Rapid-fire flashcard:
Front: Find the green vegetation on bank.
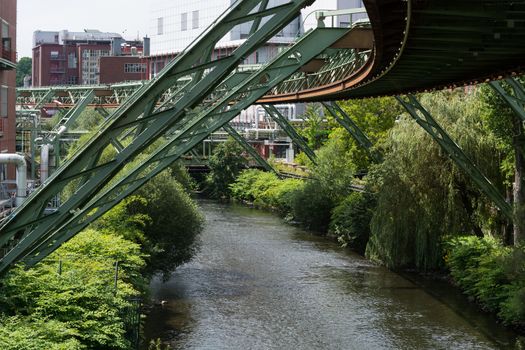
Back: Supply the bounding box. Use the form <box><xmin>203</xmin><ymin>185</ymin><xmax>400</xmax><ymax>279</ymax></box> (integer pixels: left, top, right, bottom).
<box><xmin>0</xmin><ymin>166</ymin><xmax>203</xmax><ymax>348</ymax></box>
<box><xmin>216</xmin><ymin>88</ymin><xmax>525</xmax><ymax>327</ymax></box>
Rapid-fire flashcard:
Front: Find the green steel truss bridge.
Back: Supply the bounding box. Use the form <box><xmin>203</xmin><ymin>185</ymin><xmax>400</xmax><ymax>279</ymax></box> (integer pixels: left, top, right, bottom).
<box><xmin>2</xmin><ymin>0</ymin><xmax>525</xmax><ymax>273</ymax></box>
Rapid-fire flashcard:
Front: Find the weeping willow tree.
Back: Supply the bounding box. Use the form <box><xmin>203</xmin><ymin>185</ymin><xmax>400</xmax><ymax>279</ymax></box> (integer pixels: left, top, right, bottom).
<box><xmin>366</xmin><ymin>90</ymin><xmax>506</xmax><ymax>270</ymax></box>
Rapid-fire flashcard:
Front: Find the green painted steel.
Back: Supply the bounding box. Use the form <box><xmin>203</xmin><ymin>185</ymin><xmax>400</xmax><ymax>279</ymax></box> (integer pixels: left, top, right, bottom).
<box><xmin>0</xmin><ymin>0</ymin><xmax>321</xmax><ymax>272</ymax></box>
<box><xmin>489</xmin><ymin>78</ymin><xmax>525</xmax><ymax>123</ymax></box>
<box><xmin>262</xmin><ymin>104</ymin><xmax>317</xmax><ymax>164</ymax></box>
<box><xmin>396</xmin><ymin>94</ymin><xmax>513</xmax><ymax>220</ymax></box>
<box><xmin>11</xmin><ymin>27</ymin><xmax>350</xmax><ymax>270</ymax></box>
<box><xmin>322</xmin><ymin>101</ymin><xmax>381</xmax><ymax>162</ymax></box>
<box><xmin>223</xmin><ymin>124</ymin><xmax>277</xmax><ymax>173</ymax></box>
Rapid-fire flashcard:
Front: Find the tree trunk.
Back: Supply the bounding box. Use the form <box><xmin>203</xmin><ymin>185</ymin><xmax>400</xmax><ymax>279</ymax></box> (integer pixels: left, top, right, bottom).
<box><xmin>513</xmin><ymin>116</ymin><xmax>525</xmax><ymax>245</ymax></box>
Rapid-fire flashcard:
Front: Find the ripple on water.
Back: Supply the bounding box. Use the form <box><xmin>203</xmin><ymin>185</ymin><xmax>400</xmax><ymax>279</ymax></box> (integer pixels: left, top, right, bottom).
<box><xmin>143</xmin><ymin>200</ymin><xmax>522</xmax><ymax>350</ymax></box>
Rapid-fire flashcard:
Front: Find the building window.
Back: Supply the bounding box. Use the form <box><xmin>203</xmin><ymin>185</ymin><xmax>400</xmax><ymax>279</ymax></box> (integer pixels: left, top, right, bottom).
<box><xmin>124</xmin><ymin>63</ymin><xmax>147</xmax><ymax>73</ymax></box>
<box><xmin>68</xmin><ymin>53</ymin><xmax>77</xmax><ymax>69</ymax></box>
<box><xmin>192</xmin><ymin>11</ymin><xmax>199</xmax><ymax>29</ymax></box>
<box><xmin>0</xmin><ymin>86</ymin><xmax>8</xmax><ymax>118</ymax></box>
<box><xmin>2</xmin><ymin>21</ymin><xmax>10</xmax><ymax>52</ymax></box>
<box><xmin>157</xmin><ymin>17</ymin><xmax>164</xmax><ymax>35</ymax></box>
<box><xmin>181</xmin><ymin>13</ymin><xmax>187</xmax><ymax>31</ymax></box>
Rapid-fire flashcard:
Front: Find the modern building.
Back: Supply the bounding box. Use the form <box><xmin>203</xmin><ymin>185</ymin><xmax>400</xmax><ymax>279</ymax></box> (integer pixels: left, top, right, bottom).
<box><xmin>0</xmin><ymin>0</ymin><xmax>17</xmax><ymax>177</ymax></box>
<box><xmin>146</xmin><ymin>0</ymin><xmax>365</xmax><ymax>159</ymax></box>
<box><xmin>32</xmin><ymin>29</ymin><xmax>147</xmax><ymax>86</ymax></box>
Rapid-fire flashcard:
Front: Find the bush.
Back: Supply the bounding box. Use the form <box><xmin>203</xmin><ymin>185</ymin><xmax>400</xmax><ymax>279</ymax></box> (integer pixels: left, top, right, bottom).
<box><xmin>445</xmin><ymin>236</ymin><xmax>525</xmax><ymax>326</ymax></box>
<box><xmin>230</xmin><ymin>169</ymin><xmax>304</xmax><ymax>215</ymax></box>
<box><xmin>206</xmin><ymin>138</ymin><xmax>247</xmax><ymax>199</ymax></box>
<box><xmin>136</xmin><ymin>169</ymin><xmax>204</xmax><ymax>278</ymax></box>
<box><xmin>291</xmin><ymin>180</ymin><xmax>334</xmax><ymax>232</ymax></box>
<box><xmin>330</xmin><ymin>192</ymin><xmax>376</xmax><ymax>254</ymax></box>
<box><xmin>0</xmin><ymin>229</ymin><xmax>145</xmax><ymax>349</ymax></box>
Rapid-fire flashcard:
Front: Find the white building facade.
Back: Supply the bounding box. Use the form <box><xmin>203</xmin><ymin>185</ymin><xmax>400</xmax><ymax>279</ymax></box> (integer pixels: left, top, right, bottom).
<box><xmin>148</xmin><ymin>0</ymin><xmax>365</xmax><ymax>157</ymax></box>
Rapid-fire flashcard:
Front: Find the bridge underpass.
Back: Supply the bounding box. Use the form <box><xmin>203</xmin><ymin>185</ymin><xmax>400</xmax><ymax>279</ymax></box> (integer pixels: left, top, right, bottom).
<box><xmin>2</xmin><ymin>0</ymin><xmax>525</xmax><ymax>274</ymax></box>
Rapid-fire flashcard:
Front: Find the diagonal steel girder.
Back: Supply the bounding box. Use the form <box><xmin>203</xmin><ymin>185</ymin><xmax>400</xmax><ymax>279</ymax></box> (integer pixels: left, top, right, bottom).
<box><xmin>12</xmin><ymin>27</ymin><xmax>350</xmax><ymax>270</ymax></box>
<box><xmin>322</xmin><ymin>101</ymin><xmax>381</xmax><ymax>162</ymax></box>
<box><xmin>488</xmin><ymin>78</ymin><xmax>525</xmax><ymax>123</ymax></box>
<box><xmin>46</xmin><ymin>89</ymin><xmax>96</xmax><ymax>142</ymax></box>
<box><xmin>396</xmin><ymin>94</ymin><xmax>513</xmax><ymax>220</ymax></box>
<box><xmin>262</xmin><ymin>104</ymin><xmax>317</xmax><ymax>163</ymax></box>
<box><xmin>223</xmin><ymin>124</ymin><xmax>277</xmax><ymax>174</ymax></box>
<box><xmin>0</xmin><ymin>0</ymin><xmax>317</xmax><ymax>266</ymax></box>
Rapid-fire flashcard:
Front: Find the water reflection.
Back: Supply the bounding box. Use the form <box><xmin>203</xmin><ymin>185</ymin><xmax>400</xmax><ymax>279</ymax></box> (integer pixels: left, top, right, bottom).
<box><xmin>143</xmin><ymin>200</ymin><xmax>522</xmax><ymax>349</ymax></box>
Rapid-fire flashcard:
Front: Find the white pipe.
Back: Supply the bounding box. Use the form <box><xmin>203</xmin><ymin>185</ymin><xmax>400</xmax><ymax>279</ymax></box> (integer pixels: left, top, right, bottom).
<box><xmin>40</xmin><ymin>144</ymin><xmax>51</xmax><ymax>184</ymax></box>
<box><xmin>0</xmin><ymin>154</ymin><xmax>27</xmax><ymax>207</ymax></box>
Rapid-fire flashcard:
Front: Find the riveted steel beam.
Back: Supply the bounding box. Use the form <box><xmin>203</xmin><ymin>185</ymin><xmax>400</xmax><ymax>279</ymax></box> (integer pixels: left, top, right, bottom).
<box><xmin>0</xmin><ymin>0</ymin><xmax>320</xmax><ymax>272</ymax></box>
<box><xmin>262</xmin><ymin>104</ymin><xmax>317</xmax><ymax>164</ymax></box>
<box><xmin>489</xmin><ymin>78</ymin><xmax>525</xmax><ymax>123</ymax></box>
<box><xmin>396</xmin><ymin>94</ymin><xmax>513</xmax><ymax>220</ymax></box>
<box><xmin>20</xmin><ymin>27</ymin><xmax>349</xmax><ymax>268</ymax></box>
<box><xmin>322</xmin><ymin>101</ymin><xmax>381</xmax><ymax>162</ymax></box>
<box><xmin>223</xmin><ymin>124</ymin><xmax>277</xmax><ymax>173</ymax></box>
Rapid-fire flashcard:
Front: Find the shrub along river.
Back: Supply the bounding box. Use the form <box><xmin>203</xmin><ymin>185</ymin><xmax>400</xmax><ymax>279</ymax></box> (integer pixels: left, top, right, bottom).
<box><xmin>143</xmin><ymin>200</ymin><xmax>523</xmax><ymax>349</ymax></box>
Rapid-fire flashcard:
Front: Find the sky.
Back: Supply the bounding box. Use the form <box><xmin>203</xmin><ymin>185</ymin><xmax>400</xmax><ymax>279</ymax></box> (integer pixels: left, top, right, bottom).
<box><xmin>17</xmin><ymin>0</ymin><xmax>152</xmax><ymax>58</ymax></box>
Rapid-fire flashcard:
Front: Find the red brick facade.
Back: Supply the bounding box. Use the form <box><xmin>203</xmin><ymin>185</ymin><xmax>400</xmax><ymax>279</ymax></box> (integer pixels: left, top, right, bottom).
<box><xmin>33</xmin><ymin>36</ymin><xmax>145</xmax><ymax>87</ymax></box>
<box><xmin>0</xmin><ymin>0</ymin><xmax>17</xmax><ymax>180</ymax></box>
<box><xmin>99</xmin><ymin>56</ymin><xmax>148</xmax><ymax>84</ymax></box>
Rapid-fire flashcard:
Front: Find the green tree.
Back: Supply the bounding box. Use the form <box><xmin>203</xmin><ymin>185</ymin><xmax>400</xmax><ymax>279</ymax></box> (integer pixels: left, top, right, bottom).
<box><xmin>479</xmin><ymin>83</ymin><xmax>525</xmax><ymax>245</ymax></box>
<box><xmin>16</xmin><ymin>57</ymin><xmax>31</xmax><ymax>87</ymax></box>
<box><xmin>136</xmin><ymin>169</ymin><xmax>204</xmax><ymax>278</ymax></box>
<box><xmin>206</xmin><ymin>137</ymin><xmax>248</xmax><ymax>199</ymax></box>
<box><xmin>366</xmin><ymin>90</ymin><xmax>505</xmax><ymax>270</ymax></box>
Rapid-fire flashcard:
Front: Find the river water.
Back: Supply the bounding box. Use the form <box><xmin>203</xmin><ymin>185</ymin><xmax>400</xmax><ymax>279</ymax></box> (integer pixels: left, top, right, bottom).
<box><xmin>143</xmin><ymin>200</ymin><xmax>522</xmax><ymax>349</ymax></box>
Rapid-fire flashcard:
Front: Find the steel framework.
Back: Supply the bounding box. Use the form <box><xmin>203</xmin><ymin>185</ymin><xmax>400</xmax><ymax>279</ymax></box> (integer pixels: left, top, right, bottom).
<box><xmin>10</xmin><ymin>26</ymin><xmax>350</xmax><ymax>270</ymax></box>
<box><xmin>396</xmin><ymin>94</ymin><xmax>513</xmax><ymax>220</ymax></box>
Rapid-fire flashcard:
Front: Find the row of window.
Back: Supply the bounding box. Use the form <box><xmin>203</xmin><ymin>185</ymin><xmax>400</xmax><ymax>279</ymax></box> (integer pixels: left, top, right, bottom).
<box><xmin>124</xmin><ymin>63</ymin><xmax>147</xmax><ymax>73</ymax></box>
<box><xmin>157</xmin><ymin>11</ymin><xmax>199</xmax><ymax>35</ymax></box>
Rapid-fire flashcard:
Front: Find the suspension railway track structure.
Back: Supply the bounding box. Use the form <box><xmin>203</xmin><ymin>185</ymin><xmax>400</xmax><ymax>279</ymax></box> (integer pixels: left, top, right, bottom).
<box><xmin>1</xmin><ymin>0</ymin><xmax>525</xmax><ymax>273</ymax></box>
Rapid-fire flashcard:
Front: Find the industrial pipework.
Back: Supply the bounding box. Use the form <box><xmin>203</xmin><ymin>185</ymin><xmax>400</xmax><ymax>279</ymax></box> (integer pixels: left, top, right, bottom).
<box><xmin>0</xmin><ymin>154</ymin><xmax>27</xmax><ymax>206</ymax></box>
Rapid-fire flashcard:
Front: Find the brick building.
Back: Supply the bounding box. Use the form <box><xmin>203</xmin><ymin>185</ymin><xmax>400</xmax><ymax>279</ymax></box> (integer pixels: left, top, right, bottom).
<box><xmin>0</xmin><ymin>0</ymin><xmax>17</xmax><ymax>178</ymax></box>
<box><xmin>32</xmin><ymin>29</ymin><xmax>146</xmax><ymax>86</ymax></box>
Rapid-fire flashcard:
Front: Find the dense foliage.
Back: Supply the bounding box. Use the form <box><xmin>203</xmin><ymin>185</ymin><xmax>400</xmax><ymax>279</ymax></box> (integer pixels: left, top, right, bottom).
<box><xmin>206</xmin><ymin>138</ymin><xmax>248</xmax><ymax>199</ymax></box>
<box><xmin>0</xmin><ymin>168</ymin><xmax>203</xmax><ymax>348</ymax></box>
<box><xmin>445</xmin><ymin>236</ymin><xmax>525</xmax><ymax>326</ymax></box>
<box><xmin>366</xmin><ymin>91</ymin><xmax>505</xmax><ymax>270</ymax></box>
<box><xmin>16</xmin><ymin>57</ymin><xmax>32</xmax><ymax>87</ymax></box>
<box><xmin>230</xmin><ymin>169</ymin><xmax>303</xmax><ymax>215</ymax></box>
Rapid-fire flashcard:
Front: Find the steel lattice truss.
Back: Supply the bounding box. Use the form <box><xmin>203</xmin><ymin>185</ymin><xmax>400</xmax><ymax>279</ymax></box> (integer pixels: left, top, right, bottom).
<box><xmin>0</xmin><ymin>0</ymin><xmax>353</xmax><ymax>272</ymax></box>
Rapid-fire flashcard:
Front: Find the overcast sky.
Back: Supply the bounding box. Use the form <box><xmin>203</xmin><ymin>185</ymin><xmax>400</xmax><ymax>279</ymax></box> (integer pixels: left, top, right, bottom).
<box><xmin>17</xmin><ymin>0</ymin><xmax>151</xmax><ymax>58</ymax></box>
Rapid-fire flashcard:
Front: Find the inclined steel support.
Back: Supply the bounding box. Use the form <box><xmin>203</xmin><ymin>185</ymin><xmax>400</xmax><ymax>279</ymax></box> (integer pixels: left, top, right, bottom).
<box><xmin>262</xmin><ymin>104</ymin><xmax>317</xmax><ymax>163</ymax></box>
<box><xmin>322</xmin><ymin>101</ymin><xmax>381</xmax><ymax>162</ymax></box>
<box><xmin>48</xmin><ymin>90</ymin><xmax>96</xmax><ymax>138</ymax></box>
<box><xmin>489</xmin><ymin>78</ymin><xmax>525</xmax><ymax>123</ymax></box>
<box><xmin>223</xmin><ymin>124</ymin><xmax>277</xmax><ymax>173</ymax></box>
<box><xmin>396</xmin><ymin>94</ymin><xmax>513</xmax><ymax>220</ymax></box>
<box><xmin>20</xmin><ymin>27</ymin><xmax>349</xmax><ymax>268</ymax></box>
<box><xmin>0</xmin><ymin>0</ymin><xmax>318</xmax><ymax>272</ymax></box>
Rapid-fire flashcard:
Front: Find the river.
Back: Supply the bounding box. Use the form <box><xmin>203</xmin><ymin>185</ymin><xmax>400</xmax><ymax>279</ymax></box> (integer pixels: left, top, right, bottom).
<box><xmin>143</xmin><ymin>200</ymin><xmax>522</xmax><ymax>349</ymax></box>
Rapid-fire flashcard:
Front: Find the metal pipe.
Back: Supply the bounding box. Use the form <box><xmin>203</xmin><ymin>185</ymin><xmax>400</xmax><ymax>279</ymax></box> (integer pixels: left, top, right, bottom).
<box><xmin>0</xmin><ymin>154</ymin><xmax>27</xmax><ymax>206</ymax></box>
<box><xmin>40</xmin><ymin>144</ymin><xmax>51</xmax><ymax>183</ymax></box>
